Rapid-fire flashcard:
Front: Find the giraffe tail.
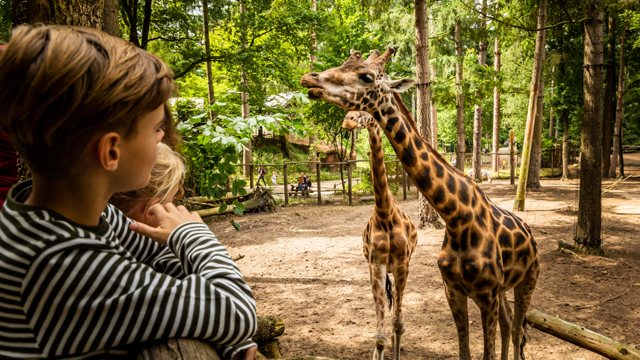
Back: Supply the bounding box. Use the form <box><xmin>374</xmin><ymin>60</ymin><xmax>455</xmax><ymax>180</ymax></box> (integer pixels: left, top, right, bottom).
<box><xmin>385</xmin><ymin>274</ymin><xmax>393</xmax><ymax>310</ymax></box>
<box><xmin>520</xmin><ymin>316</ymin><xmax>530</xmax><ymax>360</ymax></box>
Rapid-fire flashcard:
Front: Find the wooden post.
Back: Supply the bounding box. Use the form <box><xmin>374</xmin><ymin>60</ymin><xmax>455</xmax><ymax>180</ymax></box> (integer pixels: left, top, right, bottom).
<box><xmin>283</xmin><ymin>163</ymin><xmax>288</xmax><ymax>205</ymax></box>
<box><xmin>396</xmin><ymin>159</ymin><xmax>400</xmax><ymax>191</ymax></box>
<box><xmin>250</xmin><ymin>165</ymin><xmax>254</xmax><ymax>188</ymax></box>
<box><xmin>527</xmin><ymin>310</ymin><xmax>640</xmax><ymax>360</ymax></box>
<box><xmin>403</xmin><ymin>168</ymin><xmax>407</xmax><ymax>200</ymax></box>
<box><xmin>316</xmin><ymin>162</ymin><xmax>322</xmax><ymax>205</ymax></box>
<box><xmin>347</xmin><ymin>161</ymin><xmax>352</xmax><ymax>206</ymax></box>
<box><xmin>510</xmin><ymin>132</ymin><xmax>515</xmax><ymax>185</ymax></box>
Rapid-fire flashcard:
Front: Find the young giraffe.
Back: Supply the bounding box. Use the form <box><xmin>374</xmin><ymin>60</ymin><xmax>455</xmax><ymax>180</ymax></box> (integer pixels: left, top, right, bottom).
<box><xmin>342</xmin><ymin>111</ymin><xmax>418</xmax><ymax>360</ymax></box>
<box><xmin>301</xmin><ymin>48</ymin><xmax>540</xmax><ymax>360</ymax></box>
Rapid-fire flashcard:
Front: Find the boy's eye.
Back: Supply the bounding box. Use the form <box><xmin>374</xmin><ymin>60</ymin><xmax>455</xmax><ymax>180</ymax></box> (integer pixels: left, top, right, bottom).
<box><xmin>157</xmin><ymin>125</ymin><xmax>165</xmax><ymax>132</ymax></box>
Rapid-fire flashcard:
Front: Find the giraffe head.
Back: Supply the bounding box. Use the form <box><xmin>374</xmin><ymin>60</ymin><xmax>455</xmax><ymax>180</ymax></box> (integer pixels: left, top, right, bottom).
<box><xmin>342</xmin><ymin>111</ymin><xmax>377</xmax><ymax>131</ymax></box>
<box><xmin>300</xmin><ymin>48</ymin><xmax>415</xmax><ymax>112</ymax></box>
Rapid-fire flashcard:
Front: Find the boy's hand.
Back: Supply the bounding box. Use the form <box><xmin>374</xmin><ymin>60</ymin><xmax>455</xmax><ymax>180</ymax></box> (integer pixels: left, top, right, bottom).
<box><xmin>232</xmin><ymin>345</ymin><xmax>257</xmax><ymax>360</ymax></box>
<box><xmin>130</xmin><ymin>203</ymin><xmax>203</xmax><ymax>246</ymax></box>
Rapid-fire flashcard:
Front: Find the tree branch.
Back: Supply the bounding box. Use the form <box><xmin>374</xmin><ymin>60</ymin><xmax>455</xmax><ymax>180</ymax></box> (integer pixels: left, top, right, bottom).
<box><xmin>148</xmin><ymin>35</ymin><xmax>197</xmax><ymax>43</ymax></box>
<box><xmin>174</xmin><ymin>55</ymin><xmax>227</xmax><ymax>79</ymax></box>
<box><xmin>459</xmin><ymin>0</ymin><xmax>588</xmax><ymax>32</ymax></box>
<box><xmin>249</xmin><ymin>29</ymin><xmax>274</xmax><ymax>48</ymax></box>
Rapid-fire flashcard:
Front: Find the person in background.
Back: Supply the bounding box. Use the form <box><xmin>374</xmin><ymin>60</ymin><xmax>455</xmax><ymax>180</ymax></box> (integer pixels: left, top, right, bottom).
<box><xmin>271</xmin><ymin>170</ymin><xmax>277</xmax><ymax>187</ymax></box>
<box><xmin>257</xmin><ymin>165</ymin><xmax>267</xmax><ymax>186</ymax></box>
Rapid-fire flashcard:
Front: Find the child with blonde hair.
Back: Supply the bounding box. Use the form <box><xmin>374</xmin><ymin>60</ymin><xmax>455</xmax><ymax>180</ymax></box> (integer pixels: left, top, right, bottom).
<box><xmin>110</xmin><ymin>142</ymin><xmax>185</xmax><ymax>226</ymax></box>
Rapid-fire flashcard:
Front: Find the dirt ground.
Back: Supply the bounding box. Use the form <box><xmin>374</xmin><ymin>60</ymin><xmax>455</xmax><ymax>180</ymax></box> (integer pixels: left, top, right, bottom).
<box><xmin>208</xmin><ymin>152</ymin><xmax>640</xmax><ymax>360</ymax></box>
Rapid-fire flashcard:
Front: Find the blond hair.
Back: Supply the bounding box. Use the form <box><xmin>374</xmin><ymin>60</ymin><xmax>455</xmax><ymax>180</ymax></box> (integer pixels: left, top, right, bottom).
<box><xmin>110</xmin><ymin>143</ymin><xmax>185</xmax><ymax>213</ymax></box>
<box><xmin>0</xmin><ymin>24</ymin><xmax>174</xmax><ymax>177</ymax></box>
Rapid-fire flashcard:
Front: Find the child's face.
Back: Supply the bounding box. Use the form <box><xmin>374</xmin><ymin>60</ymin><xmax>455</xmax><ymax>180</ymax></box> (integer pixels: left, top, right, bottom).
<box><xmin>116</xmin><ymin>105</ymin><xmax>165</xmax><ymax>192</ymax></box>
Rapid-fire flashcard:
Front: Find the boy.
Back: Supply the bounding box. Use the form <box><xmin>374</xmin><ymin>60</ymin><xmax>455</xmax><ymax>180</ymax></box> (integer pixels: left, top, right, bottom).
<box><xmin>0</xmin><ymin>25</ymin><xmax>257</xmax><ymax>359</ymax></box>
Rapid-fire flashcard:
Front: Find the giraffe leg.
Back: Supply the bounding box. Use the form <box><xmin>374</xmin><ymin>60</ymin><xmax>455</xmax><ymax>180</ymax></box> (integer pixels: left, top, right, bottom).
<box><xmin>498</xmin><ymin>292</ymin><xmax>513</xmax><ymax>360</ymax></box>
<box><xmin>512</xmin><ymin>267</ymin><xmax>539</xmax><ymax>360</ymax></box>
<box><xmin>369</xmin><ymin>263</ymin><xmax>387</xmax><ymax>360</ymax></box>
<box><xmin>476</xmin><ymin>293</ymin><xmax>499</xmax><ymax>360</ymax></box>
<box><xmin>444</xmin><ymin>285</ymin><xmax>471</xmax><ymax>360</ymax></box>
<box><xmin>391</xmin><ymin>266</ymin><xmax>408</xmax><ymax>360</ymax></box>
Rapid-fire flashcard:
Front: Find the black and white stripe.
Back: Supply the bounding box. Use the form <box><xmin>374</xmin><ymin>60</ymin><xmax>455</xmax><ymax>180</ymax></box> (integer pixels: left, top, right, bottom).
<box><xmin>0</xmin><ymin>181</ymin><xmax>257</xmax><ymax>359</ymax></box>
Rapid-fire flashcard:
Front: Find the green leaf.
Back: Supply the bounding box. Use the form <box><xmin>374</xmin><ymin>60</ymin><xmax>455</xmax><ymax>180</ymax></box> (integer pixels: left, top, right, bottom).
<box><xmin>230</xmin><ymin>219</ymin><xmax>241</xmax><ymax>231</ymax></box>
<box><xmin>218</xmin><ymin>203</ymin><xmax>228</xmax><ymax>214</ymax></box>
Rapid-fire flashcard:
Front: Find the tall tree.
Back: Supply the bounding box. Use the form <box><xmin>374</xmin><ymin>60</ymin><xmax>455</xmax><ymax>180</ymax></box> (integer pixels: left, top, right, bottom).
<box><xmin>415</xmin><ymin>0</ymin><xmax>441</xmax><ymax>229</ymax></box>
<box><xmin>527</xmin><ymin>76</ymin><xmax>543</xmax><ymax>189</ymax></box>
<box><xmin>513</xmin><ymin>0</ymin><xmax>547</xmax><ymax>211</ymax></box>
<box><xmin>610</xmin><ymin>14</ymin><xmax>627</xmax><ymax>178</ymax></box>
<box><xmin>12</xmin><ymin>0</ymin><xmax>103</xmax><ymax>27</ymax></box>
<box><xmin>492</xmin><ymin>10</ymin><xmax>500</xmax><ymax>173</ymax></box>
<box><xmin>202</xmin><ymin>0</ymin><xmax>215</xmax><ymax>123</ymax></box>
<box><xmin>120</xmin><ymin>0</ymin><xmax>152</xmax><ymax>48</ymax></box>
<box><xmin>455</xmin><ymin>18</ymin><xmax>465</xmax><ymax>172</ymax></box>
<box><xmin>576</xmin><ymin>0</ymin><xmax>604</xmax><ymax>249</ymax></box>
<box><xmin>430</xmin><ymin>15</ymin><xmax>438</xmax><ymax>148</ymax></box>
<box><xmin>309</xmin><ymin>0</ymin><xmax>318</xmax><ymax>163</ymax></box>
<box><xmin>602</xmin><ymin>16</ymin><xmax>616</xmax><ymax>177</ymax></box>
<box><xmin>472</xmin><ymin>0</ymin><xmax>487</xmax><ymax>183</ymax></box>
<box><xmin>549</xmin><ymin>70</ymin><xmax>555</xmax><ymax>138</ymax></box>
<box><xmin>240</xmin><ymin>0</ymin><xmax>251</xmax><ymax>178</ymax></box>
<box><xmin>103</xmin><ymin>0</ymin><xmax>120</xmax><ymax>37</ymax></box>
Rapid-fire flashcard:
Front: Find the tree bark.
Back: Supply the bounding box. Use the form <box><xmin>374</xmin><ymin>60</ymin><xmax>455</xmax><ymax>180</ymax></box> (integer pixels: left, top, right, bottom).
<box><xmin>602</xmin><ymin>16</ymin><xmax>616</xmax><ymax>178</ymax></box>
<box><xmin>430</xmin><ymin>16</ymin><xmax>438</xmax><ymax>147</ymax></box>
<box><xmin>576</xmin><ymin>0</ymin><xmax>604</xmax><ymax>249</ymax></box>
<box><xmin>103</xmin><ymin>0</ymin><xmax>120</xmax><ymax>37</ymax></box>
<box><xmin>549</xmin><ymin>76</ymin><xmax>555</xmax><ymax>138</ymax></box>
<box><xmin>13</xmin><ymin>0</ymin><xmax>103</xmax><ymax>28</ymax></box>
<box><xmin>527</xmin><ymin>310</ymin><xmax>640</xmax><ymax>360</ymax></box>
<box><xmin>527</xmin><ymin>77</ymin><xmax>543</xmax><ymax>189</ymax></box>
<box><xmin>610</xmin><ymin>16</ymin><xmax>627</xmax><ymax>178</ymax></box>
<box><xmin>455</xmin><ymin>19</ymin><xmax>465</xmax><ymax>172</ymax></box>
<box><xmin>140</xmin><ymin>0</ymin><xmax>152</xmax><ymax>49</ymax></box>
<box><xmin>492</xmin><ymin>27</ymin><xmax>500</xmax><ymax>173</ymax></box>
<box><xmin>240</xmin><ymin>0</ymin><xmax>252</xmax><ymax>178</ymax></box>
<box><xmin>202</xmin><ymin>0</ymin><xmax>215</xmax><ymax>124</ymax></box>
<box><xmin>472</xmin><ymin>0</ymin><xmax>487</xmax><ymax>183</ymax></box>
<box><xmin>309</xmin><ymin>0</ymin><xmax>318</xmax><ymax>162</ymax></box>
<box><xmin>561</xmin><ymin>113</ymin><xmax>570</xmax><ymax>181</ymax></box>
<box><xmin>415</xmin><ymin>0</ymin><xmax>442</xmax><ymax>229</ymax></box>
<box><xmin>513</xmin><ymin>0</ymin><xmax>546</xmax><ymax>211</ymax></box>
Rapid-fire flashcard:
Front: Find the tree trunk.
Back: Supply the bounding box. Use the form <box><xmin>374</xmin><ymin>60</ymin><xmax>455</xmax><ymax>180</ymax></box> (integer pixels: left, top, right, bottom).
<box><xmin>240</xmin><ymin>0</ymin><xmax>252</xmax><ymax>178</ymax></box>
<box><xmin>430</xmin><ymin>17</ymin><xmax>438</xmax><ymax>147</ymax></box>
<box><xmin>309</xmin><ymin>0</ymin><xmax>318</xmax><ymax>163</ymax></box>
<box><xmin>140</xmin><ymin>0</ymin><xmax>151</xmax><ymax>49</ymax></box>
<box><xmin>602</xmin><ymin>16</ymin><xmax>616</xmax><ymax>178</ymax></box>
<box><xmin>472</xmin><ymin>0</ymin><xmax>487</xmax><ymax>183</ymax></box>
<box><xmin>576</xmin><ymin>0</ymin><xmax>604</xmax><ymax>249</ymax></box>
<box><xmin>103</xmin><ymin>0</ymin><xmax>120</xmax><ymax>37</ymax></box>
<box><xmin>415</xmin><ymin>0</ymin><xmax>442</xmax><ymax>229</ymax></box>
<box><xmin>455</xmin><ymin>18</ymin><xmax>465</xmax><ymax>172</ymax></box>
<box><xmin>513</xmin><ymin>0</ymin><xmax>546</xmax><ymax>211</ymax></box>
<box><xmin>492</xmin><ymin>29</ymin><xmax>500</xmax><ymax>173</ymax></box>
<box><xmin>561</xmin><ymin>113</ymin><xmax>570</xmax><ymax>181</ymax></box>
<box><xmin>121</xmin><ymin>0</ymin><xmax>139</xmax><ymax>46</ymax></box>
<box><xmin>202</xmin><ymin>0</ymin><xmax>216</xmax><ymax>123</ymax></box>
<box><xmin>549</xmin><ymin>77</ymin><xmax>555</xmax><ymax>138</ymax></box>
<box><xmin>12</xmin><ymin>0</ymin><xmax>103</xmax><ymax>27</ymax></box>
<box><xmin>527</xmin><ymin>77</ymin><xmax>543</xmax><ymax>189</ymax></box>
<box><xmin>610</xmin><ymin>16</ymin><xmax>627</xmax><ymax>178</ymax></box>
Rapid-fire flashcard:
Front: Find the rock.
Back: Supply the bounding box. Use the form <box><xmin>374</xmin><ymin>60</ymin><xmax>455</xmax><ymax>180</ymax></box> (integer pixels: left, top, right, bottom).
<box><xmin>601</xmin><ymin>271</ymin><xmax>608</xmax><ymax>275</ymax></box>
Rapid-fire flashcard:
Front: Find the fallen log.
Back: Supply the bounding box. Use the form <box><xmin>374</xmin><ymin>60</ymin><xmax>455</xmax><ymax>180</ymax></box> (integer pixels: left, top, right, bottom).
<box><xmin>136</xmin><ymin>338</ymin><xmax>221</xmax><ymax>360</ymax></box>
<box><xmin>359</xmin><ymin>196</ymin><xmax>375</xmax><ymax>203</ymax></box>
<box><xmin>254</xmin><ymin>316</ymin><xmax>285</xmax><ymax>342</ymax></box>
<box><xmin>527</xmin><ymin>309</ymin><xmax>640</xmax><ymax>360</ymax></box>
<box><xmin>196</xmin><ymin>198</ymin><xmax>259</xmax><ymax>217</ymax></box>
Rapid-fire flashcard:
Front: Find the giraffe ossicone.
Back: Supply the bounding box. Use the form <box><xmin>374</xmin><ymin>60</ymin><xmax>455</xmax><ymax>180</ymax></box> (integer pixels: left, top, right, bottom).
<box><xmin>302</xmin><ymin>48</ymin><xmax>540</xmax><ymax>360</ymax></box>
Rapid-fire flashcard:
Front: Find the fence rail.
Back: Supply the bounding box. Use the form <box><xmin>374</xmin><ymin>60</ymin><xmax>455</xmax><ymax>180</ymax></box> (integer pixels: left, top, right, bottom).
<box><xmin>235</xmin><ymin>145</ymin><xmax>576</xmax><ymax>207</ymax></box>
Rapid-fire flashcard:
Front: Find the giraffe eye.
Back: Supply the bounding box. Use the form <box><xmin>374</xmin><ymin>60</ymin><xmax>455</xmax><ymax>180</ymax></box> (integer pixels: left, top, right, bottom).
<box><xmin>360</xmin><ymin>74</ymin><xmax>374</xmax><ymax>83</ymax></box>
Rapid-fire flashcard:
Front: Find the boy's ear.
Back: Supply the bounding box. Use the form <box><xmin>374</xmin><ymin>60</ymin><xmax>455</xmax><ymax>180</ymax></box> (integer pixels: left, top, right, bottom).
<box><xmin>144</xmin><ymin>199</ymin><xmax>161</xmax><ymax>218</ymax></box>
<box><xmin>97</xmin><ymin>132</ymin><xmax>121</xmax><ymax>172</ymax></box>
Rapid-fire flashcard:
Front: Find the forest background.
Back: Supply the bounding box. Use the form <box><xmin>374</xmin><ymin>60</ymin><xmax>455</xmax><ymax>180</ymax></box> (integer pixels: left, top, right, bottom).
<box><xmin>1</xmin><ymin>0</ymin><xmax>639</xmax><ymax>203</ymax></box>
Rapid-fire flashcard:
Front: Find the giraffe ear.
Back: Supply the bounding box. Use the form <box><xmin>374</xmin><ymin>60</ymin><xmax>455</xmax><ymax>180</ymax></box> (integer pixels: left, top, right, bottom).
<box><xmin>342</xmin><ymin>119</ymin><xmax>359</xmax><ymax>131</ymax></box>
<box><xmin>385</xmin><ymin>78</ymin><xmax>416</xmax><ymax>93</ymax></box>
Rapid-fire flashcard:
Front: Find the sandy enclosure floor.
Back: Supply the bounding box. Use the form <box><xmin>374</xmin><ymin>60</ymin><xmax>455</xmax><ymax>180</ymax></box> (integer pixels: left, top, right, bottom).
<box><xmin>208</xmin><ymin>153</ymin><xmax>640</xmax><ymax>360</ymax></box>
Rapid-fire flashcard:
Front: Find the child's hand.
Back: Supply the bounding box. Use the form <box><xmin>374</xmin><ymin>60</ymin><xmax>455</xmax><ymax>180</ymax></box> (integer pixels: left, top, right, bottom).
<box><xmin>232</xmin><ymin>345</ymin><xmax>257</xmax><ymax>360</ymax></box>
<box><xmin>130</xmin><ymin>203</ymin><xmax>203</xmax><ymax>246</ymax></box>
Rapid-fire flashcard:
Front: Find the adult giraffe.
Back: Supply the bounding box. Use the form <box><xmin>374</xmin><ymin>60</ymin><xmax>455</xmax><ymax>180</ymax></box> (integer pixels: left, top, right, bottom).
<box><xmin>301</xmin><ymin>48</ymin><xmax>539</xmax><ymax>360</ymax></box>
<box><xmin>343</xmin><ymin>111</ymin><xmax>418</xmax><ymax>360</ymax></box>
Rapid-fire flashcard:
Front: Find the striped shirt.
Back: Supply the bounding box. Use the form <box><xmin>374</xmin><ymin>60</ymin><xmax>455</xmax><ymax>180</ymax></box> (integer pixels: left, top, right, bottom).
<box><xmin>0</xmin><ymin>181</ymin><xmax>257</xmax><ymax>359</ymax></box>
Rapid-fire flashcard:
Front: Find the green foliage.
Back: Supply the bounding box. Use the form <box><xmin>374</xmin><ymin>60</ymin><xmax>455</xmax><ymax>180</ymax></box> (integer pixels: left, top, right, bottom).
<box><xmin>0</xmin><ymin>0</ymin><xmax>10</xmax><ymax>41</ymax></box>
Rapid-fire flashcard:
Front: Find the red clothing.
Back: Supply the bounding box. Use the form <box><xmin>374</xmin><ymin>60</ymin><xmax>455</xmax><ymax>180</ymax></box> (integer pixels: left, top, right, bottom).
<box><xmin>0</xmin><ymin>133</ymin><xmax>18</xmax><ymax>206</ymax></box>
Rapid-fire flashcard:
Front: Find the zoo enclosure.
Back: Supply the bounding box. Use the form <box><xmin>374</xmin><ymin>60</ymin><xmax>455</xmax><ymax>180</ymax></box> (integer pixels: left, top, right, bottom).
<box><xmin>239</xmin><ymin>143</ymin><xmax>574</xmax><ymax>207</ymax></box>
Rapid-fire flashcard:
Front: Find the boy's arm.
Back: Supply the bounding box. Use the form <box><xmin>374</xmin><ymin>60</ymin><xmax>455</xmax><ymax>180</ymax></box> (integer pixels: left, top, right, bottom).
<box><xmin>22</xmin><ymin>222</ymin><xmax>257</xmax><ymax>360</ymax></box>
<box><xmin>103</xmin><ymin>204</ymin><xmax>185</xmax><ymax>278</ymax></box>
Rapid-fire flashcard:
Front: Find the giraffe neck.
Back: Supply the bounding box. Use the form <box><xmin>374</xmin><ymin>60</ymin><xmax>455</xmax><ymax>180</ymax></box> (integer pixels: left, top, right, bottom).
<box><xmin>371</xmin><ymin>92</ymin><xmax>483</xmax><ymax>225</ymax></box>
<box><xmin>367</xmin><ymin>125</ymin><xmax>394</xmax><ymax>218</ymax></box>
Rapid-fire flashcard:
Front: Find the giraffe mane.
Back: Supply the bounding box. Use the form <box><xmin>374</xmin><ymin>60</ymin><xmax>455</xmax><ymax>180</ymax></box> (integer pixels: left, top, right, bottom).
<box><xmin>391</xmin><ymin>92</ymin><xmax>470</xmax><ymax>179</ymax></box>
